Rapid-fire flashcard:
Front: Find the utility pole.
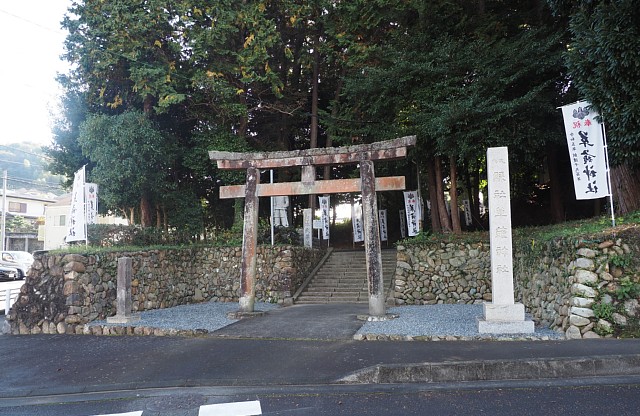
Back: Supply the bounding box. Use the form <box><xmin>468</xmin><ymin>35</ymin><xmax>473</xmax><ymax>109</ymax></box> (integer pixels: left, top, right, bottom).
<box><xmin>1</xmin><ymin>170</ymin><xmax>7</xmax><ymax>251</ymax></box>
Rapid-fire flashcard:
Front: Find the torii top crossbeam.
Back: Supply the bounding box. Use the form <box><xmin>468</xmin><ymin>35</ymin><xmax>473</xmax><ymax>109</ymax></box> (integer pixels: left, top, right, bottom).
<box><xmin>209</xmin><ymin>135</ymin><xmax>416</xmax><ymax>169</ymax></box>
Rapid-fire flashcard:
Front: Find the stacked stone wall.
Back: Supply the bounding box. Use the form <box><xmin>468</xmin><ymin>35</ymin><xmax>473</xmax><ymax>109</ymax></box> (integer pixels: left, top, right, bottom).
<box><xmin>8</xmin><ymin>246</ymin><xmax>323</xmax><ymax>335</ymax></box>
<box><xmin>393</xmin><ymin>233</ymin><xmax>640</xmax><ymax>339</ymax></box>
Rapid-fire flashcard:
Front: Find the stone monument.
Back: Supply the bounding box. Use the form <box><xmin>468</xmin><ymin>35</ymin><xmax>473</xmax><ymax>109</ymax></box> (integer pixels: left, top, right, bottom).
<box><xmin>303</xmin><ymin>208</ymin><xmax>313</xmax><ymax>248</ymax></box>
<box><xmin>478</xmin><ymin>147</ymin><xmax>534</xmax><ymax>334</ymax></box>
<box><xmin>107</xmin><ymin>257</ymin><xmax>140</xmax><ymax>324</ymax></box>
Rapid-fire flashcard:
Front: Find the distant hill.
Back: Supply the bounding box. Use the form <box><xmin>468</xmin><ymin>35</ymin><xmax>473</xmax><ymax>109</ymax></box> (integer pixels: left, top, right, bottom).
<box><xmin>0</xmin><ymin>142</ymin><xmax>66</xmax><ymax>196</ymax></box>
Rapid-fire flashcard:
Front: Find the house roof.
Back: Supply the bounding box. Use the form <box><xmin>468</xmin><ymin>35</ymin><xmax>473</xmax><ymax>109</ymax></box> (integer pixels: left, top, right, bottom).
<box><xmin>0</xmin><ymin>188</ymin><xmax>59</xmax><ymax>203</ymax></box>
<box><xmin>48</xmin><ymin>193</ymin><xmax>72</xmax><ymax>207</ymax></box>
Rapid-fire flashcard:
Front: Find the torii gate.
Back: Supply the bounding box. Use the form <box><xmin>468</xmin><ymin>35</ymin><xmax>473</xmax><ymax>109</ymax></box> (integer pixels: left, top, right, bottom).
<box><xmin>209</xmin><ymin>135</ymin><xmax>416</xmax><ymax>317</ymax></box>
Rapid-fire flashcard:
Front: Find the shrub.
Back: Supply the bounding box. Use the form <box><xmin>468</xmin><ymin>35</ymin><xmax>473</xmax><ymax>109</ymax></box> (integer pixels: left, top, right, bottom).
<box><xmin>592</xmin><ymin>302</ymin><xmax>615</xmax><ymax>321</ymax></box>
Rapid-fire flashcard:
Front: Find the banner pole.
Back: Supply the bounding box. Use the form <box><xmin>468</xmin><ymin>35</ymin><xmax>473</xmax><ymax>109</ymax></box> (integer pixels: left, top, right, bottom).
<box><xmin>270</xmin><ymin>170</ymin><xmax>274</xmax><ymax>246</ymax></box>
<box><xmin>601</xmin><ymin>120</ymin><xmax>616</xmax><ymax>227</ymax></box>
<box><xmin>83</xmin><ymin>166</ymin><xmax>88</xmax><ymax>247</ymax></box>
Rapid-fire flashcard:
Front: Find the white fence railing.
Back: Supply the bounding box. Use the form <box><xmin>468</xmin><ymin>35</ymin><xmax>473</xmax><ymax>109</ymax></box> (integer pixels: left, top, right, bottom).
<box><xmin>0</xmin><ymin>281</ymin><xmax>23</xmax><ymax>313</ymax></box>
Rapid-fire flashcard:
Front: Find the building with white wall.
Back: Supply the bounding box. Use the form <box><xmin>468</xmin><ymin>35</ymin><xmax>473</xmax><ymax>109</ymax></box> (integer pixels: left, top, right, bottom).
<box><xmin>0</xmin><ymin>188</ymin><xmax>57</xmax><ymax>252</ymax></box>
<box><xmin>43</xmin><ymin>194</ymin><xmax>128</xmax><ymax>250</ymax></box>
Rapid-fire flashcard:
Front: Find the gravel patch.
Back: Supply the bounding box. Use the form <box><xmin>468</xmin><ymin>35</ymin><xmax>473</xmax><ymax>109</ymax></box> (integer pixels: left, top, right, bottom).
<box><xmin>89</xmin><ymin>302</ymin><xmax>563</xmax><ymax>340</ymax></box>
<box><xmin>356</xmin><ymin>304</ymin><xmax>564</xmax><ymax>340</ymax></box>
<box><xmin>90</xmin><ymin>302</ymin><xmax>280</xmax><ymax>332</ymax></box>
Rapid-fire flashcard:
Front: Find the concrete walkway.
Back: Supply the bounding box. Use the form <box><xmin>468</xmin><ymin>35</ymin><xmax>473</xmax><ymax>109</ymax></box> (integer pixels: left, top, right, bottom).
<box><xmin>212</xmin><ymin>303</ymin><xmax>369</xmax><ymax>340</ymax></box>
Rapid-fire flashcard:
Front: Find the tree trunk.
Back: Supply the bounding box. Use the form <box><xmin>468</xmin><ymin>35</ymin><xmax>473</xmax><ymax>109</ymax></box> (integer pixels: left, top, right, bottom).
<box><xmin>308</xmin><ymin>30</ymin><xmax>320</xmax><ymax>212</ymax></box>
<box><xmin>546</xmin><ymin>145</ymin><xmax>565</xmax><ymax>223</ymax></box>
<box><xmin>163</xmin><ymin>204</ymin><xmax>168</xmax><ymax>231</ymax></box>
<box><xmin>610</xmin><ymin>163</ymin><xmax>640</xmax><ymax>215</ymax></box>
<box><xmin>425</xmin><ymin>158</ymin><xmax>442</xmax><ymax>232</ymax></box>
<box><xmin>140</xmin><ymin>194</ymin><xmax>153</xmax><ymax>227</ymax></box>
<box><xmin>463</xmin><ymin>162</ymin><xmax>480</xmax><ymax>229</ymax></box>
<box><xmin>434</xmin><ymin>156</ymin><xmax>452</xmax><ymax>232</ymax></box>
<box><xmin>472</xmin><ymin>168</ymin><xmax>481</xmax><ymax>227</ymax></box>
<box><xmin>324</xmin><ymin>75</ymin><xmax>344</xmax><ymax>181</ymax></box>
<box><xmin>121</xmin><ymin>208</ymin><xmax>132</xmax><ymax>225</ymax></box>
<box><xmin>449</xmin><ymin>156</ymin><xmax>462</xmax><ymax>234</ymax></box>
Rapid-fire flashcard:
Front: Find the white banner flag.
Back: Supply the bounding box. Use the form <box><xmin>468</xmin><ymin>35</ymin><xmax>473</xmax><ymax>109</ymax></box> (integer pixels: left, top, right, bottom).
<box><xmin>67</xmin><ymin>166</ymin><xmax>86</xmax><ymax>242</ymax></box>
<box><xmin>378</xmin><ymin>209</ymin><xmax>388</xmax><ymax>241</ymax></box>
<box><xmin>561</xmin><ymin>101</ymin><xmax>610</xmax><ymax>200</ymax></box>
<box><xmin>85</xmin><ymin>183</ymin><xmax>98</xmax><ymax>225</ymax></box>
<box><xmin>352</xmin><ymin>204</ymin><xmax>364</xmax><ymax>242</ymax></box>
<box><xmin>404</xmin><ymin>191</ymin><xmax>420</xmax><ymax>236</ymax></box>
<box><xmin>399</xmin><ymin>210</ymin><xmax>406</xmax><ymax>238</ymax></box>
<box><xmin>272</xmin><ymin>196</ymin><xmax>289</xmax><ymax>227</ymax></box>
<box><xmin>319</xmin><ymin>196</ymin><xmax>330</xmax><ymax>239</ymax></box>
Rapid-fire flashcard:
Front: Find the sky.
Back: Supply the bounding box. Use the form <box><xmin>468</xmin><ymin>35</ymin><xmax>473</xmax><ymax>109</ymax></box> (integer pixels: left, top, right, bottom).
<box><xmin>0</xmin><ymin>1</ymin><xmax>72</xmax><ymax>147</ymax></box>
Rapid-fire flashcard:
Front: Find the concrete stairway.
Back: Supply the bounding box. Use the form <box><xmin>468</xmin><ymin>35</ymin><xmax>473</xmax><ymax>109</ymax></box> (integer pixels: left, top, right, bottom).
<box><xmin>295</xmin><ymin>249</ymin><xmax>397</xmax><ymax>304</ymax></box>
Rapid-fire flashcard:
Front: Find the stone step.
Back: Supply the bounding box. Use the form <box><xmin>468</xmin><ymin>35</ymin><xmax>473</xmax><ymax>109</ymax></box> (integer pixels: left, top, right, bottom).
<box><xmin>299</xmin><ymin>293</ymin><xmax>364</xmax><ymax>300</ymax></box>
<box><xmin>311</xmin><ymin>276</ymin><xmax>393</xmax><ymax>282</ymax></box>
<box><xmin>302</xmin><ymin>288</ymin><xmax>363</xmax><ymax>294</ymax></box>
<box><xmin>313</xmin><ymin>276</ymin><xmax>370</xmax><ymax>281</ymax></box>
<box><xmin>296</xmin><ymin>249</ymin><xmax>397</xmax><ymax>305</ymax></box>
<box><xmin>295</xmin><ymin>299</ymin><xmax>368</xmax><ymax>304</ymax></box>
<box><xmin>310</xmin><ymin>278</ymin><xmax>392</xmax><ymax>285</ymax></box>
<box><xmin>296</xmin><ymin>292</ymin><xmax>372</xmax><ymax>300</ymax></box>
<box><xmin>321</xmin><ymin>260</ymin><xmax>396</xmax><ymax>267</ymax></box>
<box><xmin>310</xmin><ymin>277</ymin><xmax>393</xmax><ymax>282</ymax></box>
<box><xmin>317</xmin><ymin>266</ymin><xmax>396</xmax><ymax>272</ymax></box>
<box><xmin>308</xmin><ymin>283</ymin><xmax>366</xmax><ymax>289</ymax></box>
<box><xmin>311</xmin><ymin>277</ymin><xmax>367</xmax><ymax>283</ymax></box>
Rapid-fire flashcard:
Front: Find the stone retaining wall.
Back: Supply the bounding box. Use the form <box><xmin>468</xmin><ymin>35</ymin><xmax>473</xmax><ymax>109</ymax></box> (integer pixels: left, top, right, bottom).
<box><xmin>393</xmin><ymin>232</ymin><xmax>640</xmax><ymax>339</ymax></box>
<box><xmin>8</xmin><ymin>246</ymin><xmax>323</xmax><ymax>335</ymax></box>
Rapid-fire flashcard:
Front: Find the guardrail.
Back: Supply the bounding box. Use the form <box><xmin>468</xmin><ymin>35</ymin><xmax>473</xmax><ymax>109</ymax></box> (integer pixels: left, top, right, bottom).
<box><xmin>0</xmin><ymin>282</ymin><xmax>23</xmax><ymax>313</ymax></box>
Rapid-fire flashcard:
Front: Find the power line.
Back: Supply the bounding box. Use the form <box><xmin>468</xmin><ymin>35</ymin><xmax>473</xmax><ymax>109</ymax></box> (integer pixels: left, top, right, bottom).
<box><xmin>7</xmin><ymin>176</ymin><xmax>64</xmax><ymax>192</ymax></box>
<box><xmin>0</xmin><ymin>145</ymin><xmax>54</xmax><ymax>161</ymax></box>
<box><xmin>0</xmin><ymin>159</ymin><xmax>47</xmax><ymax>169</ymax></box>
<box><xmin>0</xmin><ymin>8</ymin><xmax>67</xmax><ymax>37</ymax></box>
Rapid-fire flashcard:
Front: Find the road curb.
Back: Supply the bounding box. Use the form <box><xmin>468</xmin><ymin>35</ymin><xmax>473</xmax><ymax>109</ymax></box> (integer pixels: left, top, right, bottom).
<box><xmin>337</xmin><ymin>354</ymin><xmax>640</xmax><ymax>384</ymax></box>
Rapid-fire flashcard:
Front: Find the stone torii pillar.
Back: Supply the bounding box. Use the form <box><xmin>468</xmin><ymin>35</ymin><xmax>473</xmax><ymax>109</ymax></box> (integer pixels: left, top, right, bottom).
<box><xmin>209</xmin><ymin>136</ymin><xmax>416</xmax><ymax>317</ymax></box>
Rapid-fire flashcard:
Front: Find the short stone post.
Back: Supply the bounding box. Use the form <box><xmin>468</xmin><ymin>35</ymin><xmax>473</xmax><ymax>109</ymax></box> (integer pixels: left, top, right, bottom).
<box><xmin>478</xmin><ymin>147</ymin><xmax>534</xmax><ymax>334</ymax></box>
<box><xmin>107</xmin><ymin>257</ymin><xmax>140</xmax><ymax>324</ymax></box>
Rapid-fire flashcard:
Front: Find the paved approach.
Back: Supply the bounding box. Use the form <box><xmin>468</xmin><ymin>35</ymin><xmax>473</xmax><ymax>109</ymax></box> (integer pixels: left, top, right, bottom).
<box><xmin>0</xmin><ymin>303</ymin><xmax>639</xmax><ymax>398</ymax></box>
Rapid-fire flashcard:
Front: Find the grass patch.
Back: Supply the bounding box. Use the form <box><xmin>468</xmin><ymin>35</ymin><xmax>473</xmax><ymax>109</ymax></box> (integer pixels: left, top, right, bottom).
<box><xmin>398</xmin><ymin>210</ymin><xmax>640</xmax><ymax>248</ymax></box>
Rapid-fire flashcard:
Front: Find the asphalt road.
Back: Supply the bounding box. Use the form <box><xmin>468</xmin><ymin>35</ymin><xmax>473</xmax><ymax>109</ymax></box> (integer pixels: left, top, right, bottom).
<box><xmin>0</xmin><ymin>334</ymin><xmax>639</xmax><ymax>396</ymax></box>
<box><xmin>1</xmin><ymin>380</ymin><xmax>639</xmax><ymax>415</ymax></box>
<box><xmin>1</xmin><ymin>314</ymin><xmax>639</xmax><ymax>415</ymax></box>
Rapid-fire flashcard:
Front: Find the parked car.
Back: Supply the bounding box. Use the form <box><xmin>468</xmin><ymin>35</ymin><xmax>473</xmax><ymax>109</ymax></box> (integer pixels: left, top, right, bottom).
<box><xmin>0</xmin><ymin>251</ymin><xmax>33</xmax><ymax>279</ymax></box>
<box><xmin>0</xmin><ymin>266</ymin><xmax>18</xmax><ymax>282</ymax></box>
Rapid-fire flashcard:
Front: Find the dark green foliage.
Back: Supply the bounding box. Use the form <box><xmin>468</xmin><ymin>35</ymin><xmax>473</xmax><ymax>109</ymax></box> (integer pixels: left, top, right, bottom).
<box><xmin>559</xmin><ymin>0</ymin><xmax>640</xmax><ymax>168</ymax></box>
<box><xmin>79</xmin><ymin>110</ymin><xmax>176</xmax><ymax>217</ymax></box>
<box><xmin>592</xmin><ymin>302</ymin><xmax>615</xmax><ymax>321</ymax></box>
<box><xmin>87</xmin><ymin>224</ymin><xmax>193</xmax><ymax>247</ymax></box>
<box><xmin>615</xmin><ymin>278</ymin><xmax>640</xmax><ymax>301</ymax></box>
<box><xmin>258</xmin><ymin>223</ymin><xmax>302</xmax><ymax>246</ymax></box>
<box><xmin>49</xmin><ymin>0</ymin><xmax>638</xmax><ymax>240</ymax></box>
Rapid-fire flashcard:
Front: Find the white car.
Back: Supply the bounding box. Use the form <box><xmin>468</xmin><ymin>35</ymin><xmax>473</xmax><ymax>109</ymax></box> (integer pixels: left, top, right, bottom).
<box><xmin>0</xmin><ymin>251</ymin><xmax>34</xmax><ymax>280</ymax></box>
